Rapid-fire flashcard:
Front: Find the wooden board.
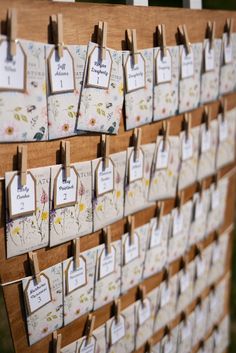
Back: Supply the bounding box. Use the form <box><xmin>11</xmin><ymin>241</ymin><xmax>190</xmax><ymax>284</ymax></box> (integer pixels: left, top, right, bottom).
<box><xmin>0</xmin><ymin>1</ymin><xmax>235</xmax><ymax>353</ymax></box>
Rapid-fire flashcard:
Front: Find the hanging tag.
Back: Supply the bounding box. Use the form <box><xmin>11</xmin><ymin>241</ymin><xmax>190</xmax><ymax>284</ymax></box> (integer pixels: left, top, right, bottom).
<box><xmin>178</xmin><ymin>25</ymin><xmax>194</xmax><ymax>79</ymax></box>
<box><xmin>181</xmin><ymin>114</ymin><xmax>193</xmax><ymax>161</ymax></box>
<box><xmin>95</xmin><ymin>158</ymin><xmax>114</xmax><ymax>197</ymax></box>
<box><xmin>172</xmin><ymin>208</ymin><xmax>183</xmax><ymax>236</ymax></box>
<box><xmin>163</xmin><ymin>338</ymin><xmax>173</xmax><ymax>353</ymax></box>
<box><xmin>156</xmin><ymin>48</ymin><xmax>172</xmax><ymax>84</ymax></box>
<box><xmin>79</xmin><ymin>336</ymin><xmax>96</xmax><ymax>353</ymax></box>
<box><xmin>99</xmin><ymin>244</ymin><xmax>115</xmax><ymax>279</ymax></box>
<box><xmin>204</xmin><ymin>39</ymin><xmax>215</xmax><ymax>72</ymax></box>
<box><xmin>180</xmin><ymin>270</ymin><xmax>190</xmax><ymax>293</ymax></box>
<box><xmin>211</xmin><ymin>186</ymin><xmax>220</xmax><ymax>210</ymax></box>
<box><xmin>194</xmin><ymin>194</ymin><xmax>203</xmax><ymax>220</ymax></box>
<box><xmin>161</xmin><ymin>281</ymin><xmax>170</xmax><ymax>307</ymax></box>
<box><xmin>223</xmin><ymin>18</ymin><xmax>233</xmax><ymax>64</ymax></box>
<box><xmin>196</xmin><ymin>255</ymin><xmax>205</xmax><ymax>278</ymax></box>
<box><xmin>200</xmin><ymin>124</ymin><xmax>211</xmax><ymax>153</ymax></box>
<box><xmin>181</xmin><ymin>320</ymin><xmax>191</xmax><ymax>341</ymax></box>
<box><xmin>87</xmin><ymin>46</ymin><xmax>112</xmax><ymax>89</ymax></box>
<box><xmin>218</xmin><ymin>114</ymin><xmax>228</xmax><ymax>142</ymax></box>
<box><xmin>53</xmin><ymin>167</ymin><xmax>78</xmax><ymax>209</ymax></box>
<box><xmin>156</xmin><ymin>123</ymin><xmax>170</xmax><ymax>170</ymax></box>
<box><xmin>65</xmin><ymin>258</ymin><xmax>87</xmax><ymax>295</ymax></box>
<box><xmin>212</xmin><ymin>241</ymin><xmax>221</xmax><ymax>264</ymax></box>
<box><xmin>138</xmin><ymin>298</ymin><xmax>151</xmax><ymax>326</ymax></box>
<box><xmin>128</xmin><ymin>148</ymin><xmax>144</xmax><ymax>183</ymax></box>
<box><xmin>110</xmin><ymin>315</ymin><xmax>125</xmax><ymax>345</ymax></box>
<box><xmin>150</xmin><ymin>220</ymin><xmax>163</xmax><ymax>248</ymax></box>
<box><xmin>124</xmin><ymin>231</ymin><xmax>139</xmax><ymax>264</ymax></box>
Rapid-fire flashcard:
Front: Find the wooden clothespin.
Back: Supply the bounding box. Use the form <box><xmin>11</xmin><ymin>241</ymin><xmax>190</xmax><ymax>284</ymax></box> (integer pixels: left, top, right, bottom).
<box><xmin>133</xmin><ymin>127</ymin><xmax>142</xmax><ymax>162</ymax></box>
<box><xmin>180</xmin><ymin>311</ymin><xmax>187</xmax><ymax>323</ymax></box>
<box><xmin>50</xmin><ymin>14</ymin><xmax>64</xmax><ymax>58</ymax></box>
<box><xmin>145</xmin><ymin>338</ymin><xmax>153</xmax><ymax>353</ymax></box>
<box><xmin>139</xmin><ymin>284</ymin><xmax>146</xmax><ymax>305</ymax></box>
<box><xmin>183</xmin><ymin>113</ymin><xmax>192</xmax><ymax>141</ymax></box>
<box><xmin>157</xmin><ymin>24</ymin><xmax>167</xmax><ymax>57</ymax></box>
<box><xmin>28</xmin><ymin>251</ymin><xmax>41</xmax><ymax>284</ymax></box>
<box><xmin>219</xmin><ymin>97</ymin><xmax>227</xmax><ymax>121</ymax></box>
<box><xmin>156</xmin><ymin>201</ymin><xmax>164</xmax><ymax>228</ymax></box>
<box><xmin>196</xmin><ymin>241</ymin><xmax>204</xmax><ymax>257</ymax></box>
<box><xmin>197</xmin><ymin>180</ymin><xmax>206</xmax><ymax>199</ymax></box>
<box><xmin>225</xmin><ymin>18</ymin><xmax>234</xmax><ymax>46</ymax></box>
<box><xmin>101</xmin><ymin>134</ymin><xmax>109</xmax><ymax>170</ymax></box>
<box><xmin>73</xmin><ymin>237</ymin><xmax>80</xmax><ymax>270</ymax></box>
<box><xmin>114</xmin><ymin>298</ymin><xmax>121</xmax><ymax>323</ymax></box>
<box><xmin>203</xmin><ymin>105</ymin><xmax>211</xmax><ymax>130</ymax></box>
<box><xmin>176</xmin><ymin>190</ymin><xmax>184</xmax><ymax>212</ymax></box>
<box><xmin>7</xmin><ymin>8</ymin><xmax>17</xmax><ymax>57</ymax></box>
<box><xmin>85</xmin><ymin>313</ymin><xmax>95</xmax><ymax>345</ymax></box>
<box><xmin>127</xmin><ymin>215</ymin><xmax>135</xmax><ymax>245</ymax></box>
<box><xmin>103</xmin><ymin>226</ymin><xmax>112</xmax><ymax>254</ymax></box>
<box><xmin>213</xmin><ymin>171</ymin><xmax>220</xmax><ymax>189</ymax></box>
<box><xmin>17</xmin><ymin>145</ymin><xmax>27</xmax><ymax>187</ymax></box>
<box><xmin>181</xmin><ymin>252</ymin><xmax>189</xmax><ymax>270</ymax></box>
<box><xmin>163</xmin><ymin>324</ymin><xmax>170</xmax><ymax>337</ymax></box>
<box><xmin>97</xmin><ymin>21</ymin><xmax>107</xmax><ymax>61</ymax></box>
<box><xmin>53</xmin><ymin>331</ymin><xmax>62</xmax><ymax>353</ymax></box>
<box><xmin>126</xmin><ymin>29</ymin><xmax>138</xmax><ymax>65</ymax></box>
<box><xmin>206</xmin><ymin>21</ymin><xmax>216</xmax><ymax>51</ymax></box>
<box><xmin>61</xmin><ymin>140</ymin><xmax>70</xmax><ymax>180</ymax></box>
<box><xmin>162</xmin><ymin>120</ymin><xmax>170</xmax><ymax>151</ymax></box>
<box><xmin>178</xmin><ymin>24</ymin><xmax>191</xmax><ymax>55</ymax></box>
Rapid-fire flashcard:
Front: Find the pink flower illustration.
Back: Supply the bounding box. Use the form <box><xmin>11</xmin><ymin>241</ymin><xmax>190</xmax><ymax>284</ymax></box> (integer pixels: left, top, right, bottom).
<box><xmin>41</xmin><ymin>189</ymin><xmax>48</xmax><ymax>204</ymax></box>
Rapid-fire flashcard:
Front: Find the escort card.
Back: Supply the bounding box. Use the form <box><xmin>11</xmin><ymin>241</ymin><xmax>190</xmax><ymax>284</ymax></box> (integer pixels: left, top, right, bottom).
<box><xmin>194</xmin><ymin>196</ymin><xmax>203</xmax><ymax>220</ymax></box>
<box><xmin>87</xmin><ymin>46</ymin><xmax>112</xmax><ymax>89</ymax></box>
<box><xmin>219</xmin><ymin>117</ymin><xmax>228</xmax><ymax>142</ymax></box>
<box><xmin>110</xmin><ymin>316</ymin><xmax>126</xmax><ymax>344</ymax></box>
<box><xmin>150</xmin><ymin>222</ymin><xmax>163</xmax><ymax>248</ymax></box>
<box><xmin>8</xmin><ymin>172</ymin><xmax>36</xmax><ymax>219</ymax></box>
<box><xmin>96</xmin><ymin>159</ymin><xmax>114</xmax><ymax>196</ymax></box>
<box><xmin>161</xmin><ymin>282</ymin><xmax>170</xmax><ymax>307</ymax></box>
<box><xmin>99</xmin><ymin>246</ymin><xmax>116</xmax><ymax>279</ymax></box>
<box><xmin>155</xmin><ymin>140</ymin><xmax>169</xmax><ymax>170</ymax></box>
<box><xmin>129</xmin><ymin>149</ymin><xmax>144</xmax><ymax>182</ymax></box>
<box><xmin>181</xmin><ymin>48</ymin><xmax>194</xmax><ymax>79</ymax></box>
<box><xmin>66</xmin><ymin>257</ymin><xmax>87</xmax><ymax>294</ymax></box>
<box><xmin>181</xmin><ymin>134</ymin><xmax>193</xmax><ymax>160</ymax></box>
<box><xmin>224</xmin><ymin>40</ymin><xmax>233</xmax><ymax>64</ymax></box>
<box><xmin>125</xmin><ymin>53</ymin><xmax>146</xmax><ymax>92</ymax></box>
<box><xmin>201</xmin><ymin>126</ymin><xmax>211</xmax><ymax>153</ymax></box>
<box><xmin>211</xmin><ymin>188</ymin><xmax>220</xmax><ymax>210</ymax></box>
<box><xmin>156</xmin><ymin>49</ymin><xmax>172</xmax><ymax>84</ymax></box>
<box><xmin>54</xmin><ymin>166</ymin><xmax>78</xmax><ymax>208</ymax></box>
<box><xmin>0</xmin><ymin>40</ymin><xmax>26</xmax><ymax>91</ymax></box>
<box><xmin>137</xmin><ymin>299</ymin><xmax>151</xmax><ymax>326</ymax></box>
<box><xmin>172</xmin><ymin>210</ymin><xmax>183</xmax><ymax>236</ymax></box>
<box><xmin>48</xmin><ymin>47</ymin><xmax>75</xmax><ymax>93</ymax></box>
<box><xmin>79</xmin><ymin>336</ymin><xmax>96</xmax><ymax>353</ymax></box>
<box><xmin>163</xmin><ymin>340</ymin><xmax>173</xmax><ymax>353</ymax></box>
<box><xmin>124</xmin><ymin>232</ymin><xmax>140</xmax><ymax>264</ymax></box>
<box><xmin>180</xmin><ymin>271</ymin><xmax>190</xmax><ymax>293</ymax></box>
<box><xmin>204</xmin><ymin>40</ymin><xmax>215</xmax><ymax>72</ymax></box>
<box><xmin>196</xmin><ymin>256</ymin><xmax>205</xmax><ymax>278</ymax></box>
<box><xmin>24</xmin><ymin>274</ymin><xmax>52</xmax><ymax>314</ymax></box>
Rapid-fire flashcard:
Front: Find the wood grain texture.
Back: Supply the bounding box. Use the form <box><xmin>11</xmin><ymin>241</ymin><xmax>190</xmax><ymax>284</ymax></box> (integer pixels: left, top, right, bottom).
<box><xmin>0</xmin><ymin>1</ymin><xmax>235</xmax><ymax>353</ymax></box>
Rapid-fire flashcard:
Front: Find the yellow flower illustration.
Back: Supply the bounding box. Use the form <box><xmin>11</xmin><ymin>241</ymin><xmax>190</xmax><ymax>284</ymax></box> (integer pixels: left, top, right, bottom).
<box><xmin>12</xmin><ymin>226</ymin><xmax>20</xmax><ymax>236</ymax></box>
<box><xmin>145</xmin><ymin>179</ymin><xmax>149</xmax><ymax>186</ymax></box>
<box><xmin>55</xmin><ymin>216</ymin><xmax>62</xmax><ymax>225</ymax></box>
<box><xmin>128</xmin><ymin>191</ymin><xmax>134</xmax><ymax>198</ymax></box>
<box><xmin>79</xmin><ymin>203</ymin><xmax>86</xmax><ymax>212</ymax></box>
<box><xmin>42</xmin><ymin>81</ymin><xmax>46</xmax><ymax>95</ymax></box>
<box><xmin>96</xmin><ymin>204</ymin><xmax>103</xmax><ymax>212</ymax></box>
<box><xmin>118</xmin><ymin>83</ymin><xmax>123</xmax><ymax>96</ymax></box>
<box><xmin>116</xmin><ymin>190</ymin><xmax>121</xmax><ymax>199</ymax></box>
<box><xmin>154</xmin><ymin>178</ymin><xmax>158</xmax><ymax>184</ymax></box>
<box><xmin>168</xmin><ymin>170</ymin><xmax>173</xmax><ymax>176</ymax></box>
<box><xmin>41</xmin><ymin>211</ymin><xmax>48</xmax><ymax>221</ymax></box>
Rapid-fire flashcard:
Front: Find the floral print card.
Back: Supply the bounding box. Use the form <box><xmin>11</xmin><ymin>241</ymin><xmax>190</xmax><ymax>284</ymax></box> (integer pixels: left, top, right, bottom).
<box><xmin>176</xmin><ymin>261</ymin><xmax>194</xmax><ymax>314</ymax></box>
<box><xmin>168</xmin><ymin>200</ymin><xmax>192</xmax><ymax>263</ymax></box>
<box><xmin>49</xmin><ymin>161</ymin><xmax>92</xmax><ymax>246</ymax></box>
<box><xmin>159</xmin><ymin>332</ymin><xmax>178</xmax><ymax>353</ymax></box>
<box><xmin>134</xmin><ymin>287</ymin><xmax>158</xmax><ymax>350</ymax></box>
<box><xmin>106</xmin><ymin>304</ymin><xmax>135</xmax><ymax>353</ymax></box>
<box><xmin>216</xmin><ymin>108</ymin><xmax>236</xmax><ymax>169</ymax></box>
<box><xmin>197</xmin><ymin>119</ymin><xmax>218</xmax><ymax>181</ymax></box>
<box><xmin>123</xmin><ymin>48</ymin><xmax>153</xmax><ymax>130</ymax></box>
<box><xmin>148</xmin><ymin>136</ymin><xmax>180</xmax><ymax>201</ymax></box>
<box><xmin>201</xmin><ymin>39</ymin><xmax>222</xmax><ymax>104</ymax></box>
<box><xmin>176</xmin><ymin>311</ymin><xmax>195</xmax><ymax>353</ymax></box>
<box><xmin>121</xmin><ymin>223</ymin><xmax>148</xmax><ymax>294</ymax></box>
<box><xmin>46</xmin><ymin>44</ymin><xmax>87</xmax><ymax>139</ymax></box>
<box><xmin>193</xmin><ymin>246</ymin><xmax>212</xmax><ymax>299</ymax></box>
<box><xmin>143</xmin><ymin>214</ymin><xmax>170</xmax><ymax>279</ymax></box>
<box><xmin>62</xmin><ymin>248</ymin><xmax>97</xmax><ymax>326</ymax></box>
<box><xmin>93</xmin><ymin>240</ymin><xmax>121</xmax><ymax>310</ymax></box>
<box><xmin>219</xmin><ymin>33</ymin><xmax>236</xmax><ymax>95</ymax></box>
<box><xmin>92</xmin><ymin>151</ymin><xmax>126</xmax><ymax>231</ymax></box>
<box><xmin>77</xmin><ymin>42</ymin><xmax>124</xmax><ymax>134</ymax></box>
<box><xmin>124</xmin><ymin>144</ymin><xmax>155</xmax><ymax>216</ymax></box>
<box><xmin>179</xmin><ymin>43</ymin><xmax>202</xmax><ymax>113</ymax></box>
<box><xmin>178</xmin><ymin>126</ymin><xmax>200</xmax><ymax>190</ymax></box>
<box><xmin>0</xmin><ymin>37</ymin><xmax>48</xmax><ymax>142</ymax></box>
<box><xmin>22</xmin><ymin>262</ymin><xmax>63</xmax><ymax>345</ymax></box>
<box><xmin>192</xmin><ymin>297</ymin><xmax>209</xmax><ymax>347</ymax></box>
<box><xmin>5</xmin><ymin>166</ymin><xmax>50</xmax><ymax>258</ymax></box>
<box><xmin>153</xmin><ymin>46</ymin><xmax>179</xmax><ymax>121</ymax></box>
<box><xmin>189</xmin><ymin>189</ymin><xmax>210</xmax><ymax>246</ymax></box>
<box><xmin>61</xmin><ymin>324</ymin><xmax>106</xmax><ymax>353</ymax></box>
<box><xmin>154</xmin><ymin>274</ymin><xmax>178</xmax><ymax>332</ymax></box>
<box><xmin>208</xmin><ymin>232</ymin><xmax>229</xmax><ymax>286</ymax></box>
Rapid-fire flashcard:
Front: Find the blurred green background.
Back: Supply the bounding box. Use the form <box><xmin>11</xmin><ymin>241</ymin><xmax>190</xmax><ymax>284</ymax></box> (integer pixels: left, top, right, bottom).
<box><xmin>0</xmin><ymin>1</ymin><xmax>236</xmax><ymax>353</ymax></box>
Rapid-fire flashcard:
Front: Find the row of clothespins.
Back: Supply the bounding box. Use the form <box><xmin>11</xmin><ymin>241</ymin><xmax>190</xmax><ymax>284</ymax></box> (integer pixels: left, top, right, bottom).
<box><xmin>5</xmin><ymin>8</ymin><xmax>234</xmax><ymax>60</ymax></box>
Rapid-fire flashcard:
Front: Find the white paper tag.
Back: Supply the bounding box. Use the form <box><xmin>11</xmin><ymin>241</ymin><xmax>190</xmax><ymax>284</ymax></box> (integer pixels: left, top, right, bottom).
<box><xmin>205</xmin><ymin>40</ymin><xmax>215</xmax><ymax>72</ymax></box>
<box><xmin>48</xmin><ymin>47</ymin><xmax>75</xmax><ymax>93</ymax></box>
<box><xmin>99</xmin><ymin>246</ymin><xmax>116</xmax><ymax>279</ymax></box>
<box><xmin>156</xmin><ymin>140</ymin><xmax>169</xmax><ymax>170</ymax></box>
<box><xmin>79</xmin><ymin>336</ymin><xmax>96</xmax><ymax>353</ymax></box>
<box><xmin>25</xmin><ymin>274</ymin><xmax>52</xmax><ymax>314</ymax></box>
<box><xmin>224</xmin><ymin>40</ymin><xmax>233</xmax><ymax>64</ymax></box>
<box><xmin>54</xmin><ymin>167</ymin><xmax>78</xmax><ymax>208</ymax></box>
<box><xmin>87</xmin><ymin>46</ymin><xmax>112</xmax><ymax>89</ymax></box>
<box><xmin>125</xmin><ymin>53</ymin><xmax>146</xmax><ymax>92</ymax></box>
<box><xmin>96</xmin><ymin>159</ymin><xmax>114</xmax><ymax>196</ymax></box>
<box><xmin>196</xmin><ymin>256</ymin><xmax>205</xmax><ymax>278</ymax></box>
<box><xmin>110</xmin><ymin>316</ymin><xmax>126</xmax><ymax>344</ymax></box>
<box><xmin>182</xmin><ymin>135</ymin><xmax>193</xmax><ymax>161</ymax></box>
<box><xmin>196</xmin><ymin>306</ymin><xmax>204</xmax><ymax>325</ymax></box>
<box><xmin>172</xmin><ymin>210</ymin><xmax>183</xmax><ymax>236</ymax></box>
<box><xmin>66</xmin><ymin>257</ymin><xmax>87</xmax><ymax>294</ymax></box>
<box><xmin>163</xmin><ymin>340</ymin><xmax>173</xmax><ymax>353</ymax></box>
<box><xmin>138</xmin><ymin>299</ymin><xmax>151</xmax><ymax>326</ymax></box>
<box><xmin>124</xmin><ymin>232</ymin><xmax>139</xmax><ymax>264</ymax></box>
<box><xmin>156</xmin><ymin>49</ymin><xmax>172</xmax><ymax>84</ymax></box>
<box><xmin>219</xmin><ymin>118</ymin><xmax>228</xmax><ymax>142</ymax></box>
<box><xmin>129</xmin><ymin>149</ymin><xmax>144</xmax><ymax>182</ymax></box>
<box><xmin>214</xmin><ymin>330</ymin><xmax>221</xmax><ymax>346</ymax></box>
<box><xmin>181</xmin><ymin>48</ymin><xmax>194</xmax><ymax>79</ymax></box>
<box><xmin>195</xmin><ymin>197</ymin><xmax>203</xmax><ymax>220</ymax></box>
<box><xmin>212</xmin><ymin>243</ymin><xmax>221</xmax><ymax>264</ymax></box>
<box><xmin>211</xmin><ymin>188</ymin><xmax>220</xmax><ymax>210</ymax></box>
<box><xmin>180</xmin><ymin>271</ymin><xmax>189</xmax><ymax>293</ymax></box>
<box><xmin>0</xmin><ymin>40</ymin><xmax>26</xmax><ymax>91</ymax></box>
<box><xmin>8</xmin><ymin>173</ymin><xmax>36</xmax><ymax>219</ymax></box>
<box><xmin>181</xmin><ymin>323</ymin><xmax>191</xmax><ymax>341</ymax></box>
<box><xmin>150</xmin><ymin>222</ymin><xmax>163</xmax><ymax>248</ymax></box>
<box><xmin>201</xmin><ymin>126</ymin><xmax>211</xmax><ymax>153</ymax></box>
<box><xmin>161</xmin><ymin>282</ymin><xmax>170</xmax><ymax>307</ymax></box>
